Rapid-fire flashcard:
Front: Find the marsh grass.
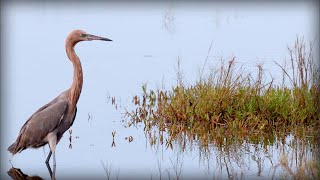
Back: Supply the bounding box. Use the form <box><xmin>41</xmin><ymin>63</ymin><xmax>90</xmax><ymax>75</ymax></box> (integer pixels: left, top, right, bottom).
<box><xmin>125</xmin><ymin>38</ymin><xmax>319</xmax><ymax>148</ymax></box>
<box><xmin>122</xmin><ymin>38</ymin><xmax>319</xmax><ymax>178</ymax></box>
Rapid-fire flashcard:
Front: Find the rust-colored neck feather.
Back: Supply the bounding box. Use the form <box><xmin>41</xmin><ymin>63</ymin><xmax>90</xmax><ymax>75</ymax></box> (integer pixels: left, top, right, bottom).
<box><xmin>65</xmin><ymin>40</ymin><xmax>83</xmax><ymax>114</ymax></box>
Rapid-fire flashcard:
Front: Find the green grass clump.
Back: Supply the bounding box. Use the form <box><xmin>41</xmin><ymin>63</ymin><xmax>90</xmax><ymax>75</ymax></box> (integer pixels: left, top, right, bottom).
<box><xmin>125</xmin><ymin>38</ymin><xmax>319</xmax><ymax>149</ymax></box>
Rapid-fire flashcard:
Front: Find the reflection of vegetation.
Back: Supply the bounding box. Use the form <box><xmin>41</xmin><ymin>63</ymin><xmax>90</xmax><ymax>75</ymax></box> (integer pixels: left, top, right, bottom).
<box><xmin>101</xmin><ymin>161</ymin><xmax>120</xmax><ymax>180</ymax></box>
<box><xmin>123</xmin><ymin>38</ymin><xmax>319</xmax><ymax>178</ymax></box>
<box><xmin>276</xmin><ymin>155</ymin><xmax>319</xmax><ymax>179</ymax></box>
<box><xmin>101</xmin><ymin>161</ymin><xmax>112</xmax><ymax>180</ymax></box>
<box><xmin>272</xmin><ymin>136</ymin><xmax>319</xmax><ymax>179</ymax></box>
<box><xmin>154</xmin><ymin>154</ymin><xmax>183</xmax><ymax>180</ymax></box>
<box><xmin>162</xmin><ymin>6</ymin><xmax>175</xmax><ymax>34</ymax></box>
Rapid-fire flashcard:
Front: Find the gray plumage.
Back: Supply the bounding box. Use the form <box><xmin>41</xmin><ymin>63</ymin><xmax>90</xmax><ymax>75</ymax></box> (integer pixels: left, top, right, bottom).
<box><xmin>8</xmin><ymin>90</ymin><xmax>75</xmax><ymax>154</ymax></box>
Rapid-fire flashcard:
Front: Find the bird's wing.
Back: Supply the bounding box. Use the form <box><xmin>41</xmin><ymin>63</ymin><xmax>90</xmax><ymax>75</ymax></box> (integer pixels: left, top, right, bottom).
<box><xmin>11</xmin><ymin>93</ymin><xmax>68</xmax><ymax>154</ymax></box>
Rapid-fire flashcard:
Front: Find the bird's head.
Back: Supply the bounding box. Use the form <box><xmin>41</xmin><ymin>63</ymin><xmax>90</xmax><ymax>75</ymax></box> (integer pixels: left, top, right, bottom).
<box><xmin>67</xmin><ymin>30</ymin><xmax>112</xmax><ymax>45</ymax></box>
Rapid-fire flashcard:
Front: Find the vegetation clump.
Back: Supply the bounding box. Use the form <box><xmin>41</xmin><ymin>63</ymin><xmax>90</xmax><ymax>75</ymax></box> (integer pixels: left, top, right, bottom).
<box><xmin>125</xmin><ymin>38</ymin><xmax>319</xmax><ymax>149</ymax></box>
<box><xmin>119</xmin><ymin>38</ymin><xmax>320</xmax><ymax>179</ymax></box>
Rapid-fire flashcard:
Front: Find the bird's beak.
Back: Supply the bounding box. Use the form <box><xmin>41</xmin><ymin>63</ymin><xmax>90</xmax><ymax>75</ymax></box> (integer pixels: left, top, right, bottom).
<box><xmin>86</xmin><ymin>34</ymin><xmax>112</xmax><ymax>41</ymax></box>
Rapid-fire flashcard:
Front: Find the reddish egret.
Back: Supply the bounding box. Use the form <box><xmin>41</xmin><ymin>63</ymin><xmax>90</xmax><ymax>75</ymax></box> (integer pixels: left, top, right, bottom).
<box><xmin>8</xmin><ymin>30</ymin><xmax>112</xmax><ymax>165</ymax></box>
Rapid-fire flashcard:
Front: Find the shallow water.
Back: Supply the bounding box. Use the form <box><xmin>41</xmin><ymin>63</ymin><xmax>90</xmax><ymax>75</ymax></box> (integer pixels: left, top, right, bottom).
<box><xmin>1</xmin><ymin>2</ymin><xmax>318</xmax><ymax>179</ymax></box>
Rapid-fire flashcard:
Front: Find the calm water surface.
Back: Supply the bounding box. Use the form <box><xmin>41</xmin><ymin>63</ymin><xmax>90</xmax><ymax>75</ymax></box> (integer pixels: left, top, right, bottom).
<box><xmin>1</xmin><ymin>2</ymin><xmax>318</xmax><ymax>179</ymax></box>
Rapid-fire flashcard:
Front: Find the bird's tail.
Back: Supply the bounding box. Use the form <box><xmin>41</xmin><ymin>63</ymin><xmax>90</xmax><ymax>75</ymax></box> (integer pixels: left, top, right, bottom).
<box><xmin>8</xmin><ymin>143</ymin><xmax>17</xmax><ymax>154</ymax></box>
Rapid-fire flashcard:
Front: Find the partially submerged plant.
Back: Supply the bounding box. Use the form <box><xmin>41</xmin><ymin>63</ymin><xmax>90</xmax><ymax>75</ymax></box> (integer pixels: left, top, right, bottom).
<box><xmin>126</xmin><ymin>39</ymin><xmax>318</xmax><ymax>150</ymax></box>
<box><xmin>118</xmin><ymin>37</ymin><xmax>320</xmax><ymax>179</ymax></box>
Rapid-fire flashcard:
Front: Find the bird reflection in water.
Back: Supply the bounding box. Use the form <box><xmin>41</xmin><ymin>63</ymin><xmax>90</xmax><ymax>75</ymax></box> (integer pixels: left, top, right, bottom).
<box><xmin>7</xmin><ymin>167</ymin><xmax>43</xmax><ymax>180</ymax></box>
<box><xmin>7</xmin><ymin>163</ymin><xmax>55</xmax><ymax>180</ymax></box>
<box><xmin>7</xmin><ymin>158</ymin><xmax>56</xmax><ymax>180</ymax></box>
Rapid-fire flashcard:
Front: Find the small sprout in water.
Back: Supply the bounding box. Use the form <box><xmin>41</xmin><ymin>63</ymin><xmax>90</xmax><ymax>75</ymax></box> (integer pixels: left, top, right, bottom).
<box><xmin>129</xmin><ymin>136</ymin><xmax>133</xmax><ymax>142</ymax></box>
<box><xmin>125</xmin><ymin>136</ymin><xmax>134</xmax><ymax>143</ymax></box>
<box><xmin>68</xmin><ymin>129</ymin><xmax>72</xmax><ymax>149</ymax></box>
<box><xmin>111</xmin><ymin>140</ymin><xmax>116</xmax><ymax>148</ymax></box>
<box><xmin>88</xmin><ymin>113</ymin><xmax>92</xmax><ymax>122</ymax></box>
<box><xmin>111</xmin><ymin>131</ymin><xmax>116</xmax><ymax>147</ymax></box>
<box><xmin>112</xmin><ymin>97</ymin><xmax>116</xmax><ymax>105</ymax></box>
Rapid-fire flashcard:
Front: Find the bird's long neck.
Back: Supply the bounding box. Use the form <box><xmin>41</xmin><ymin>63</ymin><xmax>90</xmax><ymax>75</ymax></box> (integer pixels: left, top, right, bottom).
<box><xmin>66</xmin><ymin>41</ymin><xmax>83</xmax><ymax>113</ymax></box>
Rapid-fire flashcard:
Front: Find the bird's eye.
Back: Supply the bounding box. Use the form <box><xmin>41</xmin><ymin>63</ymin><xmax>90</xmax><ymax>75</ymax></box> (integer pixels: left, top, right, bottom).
<box><xmin>80</xmin><ymin>34</ymin><xmax>87</xmax><ymax>37</ymax></box>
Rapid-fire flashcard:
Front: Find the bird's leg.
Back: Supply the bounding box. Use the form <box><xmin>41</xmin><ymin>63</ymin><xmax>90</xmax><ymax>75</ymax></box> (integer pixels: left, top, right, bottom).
<box><xmin>53</xmin><ymin>151</ymin><xmax>56</xmax><ymax>166</ymax></box>
<box><xmin>52</xmin><ymin>163</ymin><xmax>56</xmax><ymax>180</ymax></box>
<box><xmin>46</xmin><ymin>151</ymin><xmax>52</xmax><ymax>163</ymax></box>
<box><xmin>46</xmin><ymin>160</ymin><xmax>56</xmax><ymax>180</ymax></box>
<box><xmin>47</xmin><ymin>133</ymin><xmax>57</xmax><ymax>165</ymax></box>
<box><xmin>46</xmin><ymin>161</ymin><xmax>53</xmax><ymax>176</ymax></box>
<box><xmin>9</xmin><ymin>155</ymin><xmax>13</xmax><ymax>164</ymax></box>
<box><xmin>9</xmin><ymin>156</ymin><xmax>13</xmax><ymax>167</ymax></box>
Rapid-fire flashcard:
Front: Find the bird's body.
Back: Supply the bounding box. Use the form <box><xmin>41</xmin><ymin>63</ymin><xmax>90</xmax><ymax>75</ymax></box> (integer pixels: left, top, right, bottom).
<box><xmin>8</xmin><ymin>30</ymin><xmax>112</xmax><ymax>165</ymax></box>
<box><xmin>8</xmin><ymin>90</ymin><xmax>74</xmax><ymax>154</ymax></box>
